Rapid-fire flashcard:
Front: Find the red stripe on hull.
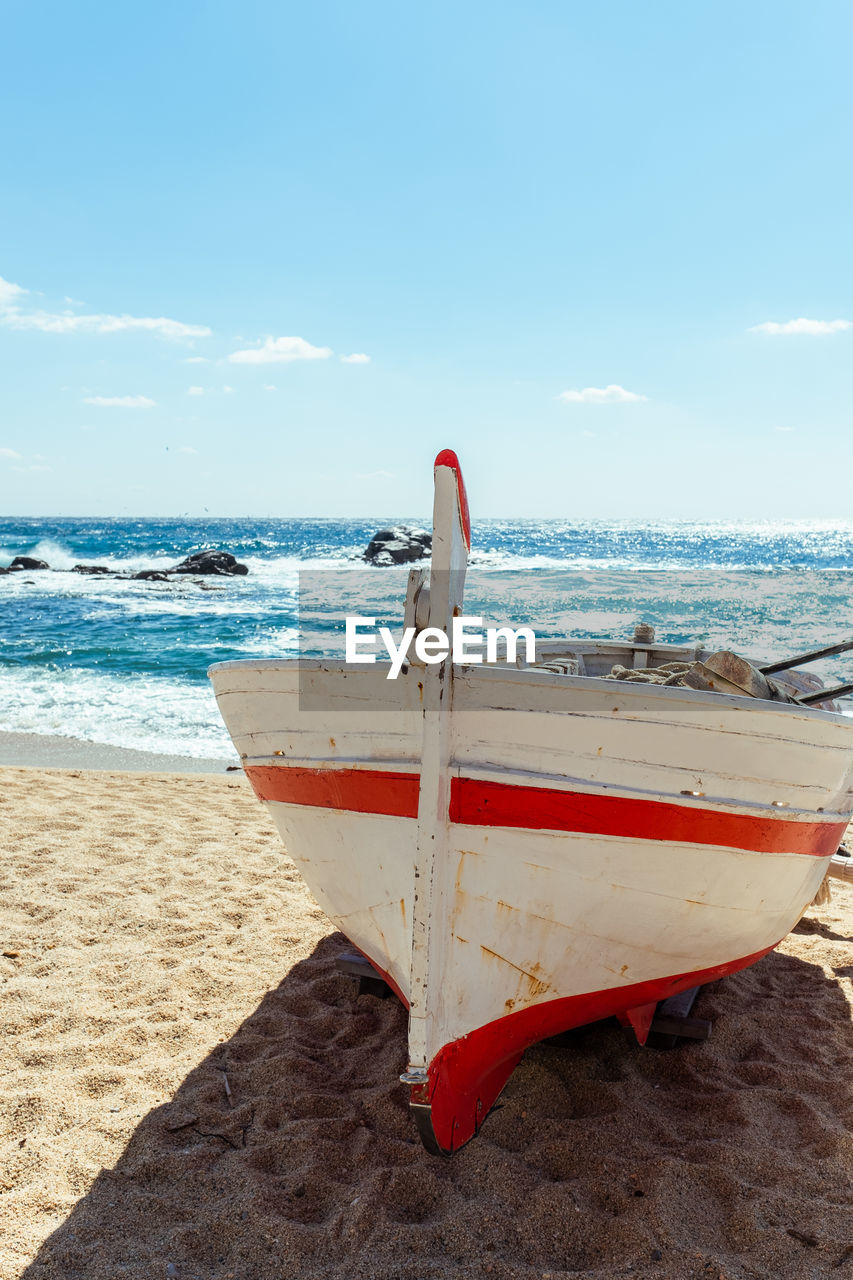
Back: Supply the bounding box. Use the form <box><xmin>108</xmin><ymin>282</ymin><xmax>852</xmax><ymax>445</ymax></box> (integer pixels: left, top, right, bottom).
<box><xmin>450</xmin><ymin>777</ymin><xmax>845</xmax><ymax>856</ymax></box>
<box><xmin>245</xmin><ymin>763</ymin><xmax>844</xmax><ymax>856</ymax></box>
<box><xmin>245</xmin><ymin>764</ymin><xmax>419</xmax><ymax>817</ymax></box>
<box><xmin>410</xmin><ymin>942</ymin><xmax>779</xmax><ymax>1156</ymax></box>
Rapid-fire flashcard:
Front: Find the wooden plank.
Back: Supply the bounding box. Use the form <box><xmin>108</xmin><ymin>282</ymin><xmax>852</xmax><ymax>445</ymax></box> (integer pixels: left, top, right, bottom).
<box><xmin>799</xmin><ymin>681</ymin><xmax>853</xmax><ymax>705</ymax></box>
<box><xmin>655</xmin><ymin>985</ymin><xmax>701</xmax><ymax>1020</ymax></box>
<box><xmin>335</xmin><ymin>951</ymin><xmax>393</xmax><ymax>999</ymax></box>
<box><xmin>649</xmin><ymin>1012</ymin><xmax>712</xmax><ymax>1041</ymax></box>
<box><xmin>647</xmin><ymin>985</ymin><xmax>711</xmax><ymax>1048</ymax></box>
<box><xmin>761</xmin><ymin>636</ymin><xmax>853</xmax><ymax>674</ymax></box>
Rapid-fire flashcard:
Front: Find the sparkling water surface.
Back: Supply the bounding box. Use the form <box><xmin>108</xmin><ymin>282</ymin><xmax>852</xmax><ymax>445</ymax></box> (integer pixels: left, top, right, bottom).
<box><xmin>2</xmin><ymin>516</ymin><xmax>853</xmax><ymax>759</ymax></box>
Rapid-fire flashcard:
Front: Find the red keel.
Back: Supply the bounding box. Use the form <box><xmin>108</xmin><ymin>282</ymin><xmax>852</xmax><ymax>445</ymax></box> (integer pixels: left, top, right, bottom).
<box><xmin>408</xmin><ymin>941</ymin><xmax>777</xmax><ymax>1156</ymax></box>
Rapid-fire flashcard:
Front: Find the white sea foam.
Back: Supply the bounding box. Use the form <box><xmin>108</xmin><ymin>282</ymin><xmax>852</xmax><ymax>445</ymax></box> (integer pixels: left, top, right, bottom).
<box><xmin>10</xmin><ymin>539</ymin><xmax>80</xmax><ymax>571</ymax></box>
<box><xmin>111</xmin><ymin>595</ymin><xmax>274</xmax><ymax>619</ymax></box>
<box><xmin>0</xmin><ymin>667</ymin><xmax>234</xmax><ymax>759</ymax></box>
<box><xmin>0</xmin><ymin>540</ymin><xmax>177</xmax><ymax>575</ymax></box>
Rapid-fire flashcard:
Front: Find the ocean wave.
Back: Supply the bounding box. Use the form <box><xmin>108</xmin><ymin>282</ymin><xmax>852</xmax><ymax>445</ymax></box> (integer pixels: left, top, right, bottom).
<box><xmin>0</xmin><ymin>667</ymin><xmax>234</xmax><ymax>759</ymax></box>
<box><xmin>107</xmin><ymin>595</ymin><xmax>276</xmax><ymax>620</ymax></box>
<box><xmin>0</xmin><ymin>538</ymin><xmax>83</xmax><ymax>571</ymax></box>
<box><xmin>0</xmin><ymin>539</ymin><xmax>187</xmax><ymax>575</ymax></box>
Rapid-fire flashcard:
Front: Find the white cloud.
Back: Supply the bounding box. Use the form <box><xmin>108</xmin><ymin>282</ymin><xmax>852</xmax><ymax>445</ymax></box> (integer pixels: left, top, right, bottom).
<box><xmin>0</xmin><ymin>273</ymin><xmax>210</xmax><ymax>340</ymax></box>
<box><xmin>0</xmin><ymin>275</ymin><xmax>26</xmax><ymax>309</ymax></box>
<box><xmin>177</xmin><ymin>446</ymin><xmax>198</xmax><ymax>455</ymax></box>
<box><xmin>341</xmin><ymin>352</ymin><xmax>371</xmax><ymax>364</ymax></box>
<box><xmin>775</xmin><ymin>425</ymin><xmax>795</xmax><ymax>433</ymax></box>
<box><xmin>356</xmin><ymin>469</ymin><xmax>394</xmax><ymax>481</ymax></box>
<box><xmin>184</xmin><ymin>356</ymin><xmax>209</xmax><ymax>364</ymax></box>
<box><xmin>8</xmin><ymin>310</ymin><xmax>211</xmax><ymax>339</ymax></box>
<box><xmin>264</xmin><ymin>384</ymin><xmax>277</xmax><ymax>392</ymax></box>
<box><xmin>558</xmin><ymin>384</ymin><xmax>647</xmax><ymax>404</ymax></box>
<box><xmin>228</xmin><ymin>335</ymin><xmax>333</xmax><ymax>364</ymax></box>
<box><xmin>188</xmin><ymin>386</ymin><xmax>205</xmax><ymax>396</ymax></box>
<box><xmin>222</xmin><ymin>384</ymin><xmax>234</xmax><ymax>393</ymax></box>
<box><xmin>83</xmin><ymin>395</ymin><xmax>156</xmax><ymax>408</ymax></box>
<box><xmin>13</xmin><ymin>464</ymin><xmax>52</xmax><ymax>474</ymax></box>
<box><xmin>750</xmin><ymin>317</ymin><xmax>851</xmax><ymax>336</ymax></box>
<box><xmin>0</xmin><ymin>447</ymin><xmax>22</xmax><ymax>459</ymax></box>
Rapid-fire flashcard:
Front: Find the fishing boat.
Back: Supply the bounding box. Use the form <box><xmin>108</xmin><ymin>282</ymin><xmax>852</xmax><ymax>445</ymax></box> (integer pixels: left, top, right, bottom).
<box><xmin>209</xmin><ymin>450</ymin><xmax>853</xmax><ymax>1156</ymax></box>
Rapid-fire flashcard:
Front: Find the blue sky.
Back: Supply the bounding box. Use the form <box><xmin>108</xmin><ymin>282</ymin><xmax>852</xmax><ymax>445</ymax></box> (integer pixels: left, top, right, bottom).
<box><xmin>1</xmin><ymin>1</ymin><xmax>852</xmax><ymax>518</ymax></box>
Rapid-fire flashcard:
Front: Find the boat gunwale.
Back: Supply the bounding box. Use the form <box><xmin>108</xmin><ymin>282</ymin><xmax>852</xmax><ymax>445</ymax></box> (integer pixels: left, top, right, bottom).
<box><xmin>209</xmin><ymin>654</ymin><xmax>853</xmax><ymax>729</ymax></box>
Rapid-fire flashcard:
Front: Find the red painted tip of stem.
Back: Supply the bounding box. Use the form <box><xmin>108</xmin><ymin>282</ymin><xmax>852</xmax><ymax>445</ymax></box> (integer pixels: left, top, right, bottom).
<box><xmin>433</xmin><ymin>448</ymin><xmax>471</xmax><ymax>550</ymax></box>
<box><xmin>434</xmin><ymin>448</ymin><xmax>461</xmax><ymax>471</ymax></box>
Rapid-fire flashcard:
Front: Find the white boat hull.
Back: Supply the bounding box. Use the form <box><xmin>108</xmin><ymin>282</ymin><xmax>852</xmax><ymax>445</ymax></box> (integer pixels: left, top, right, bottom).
<box><xmin>211</xmin><ymin>655</ymin><xmax>853</xmax><ymax>1153</ymax></box>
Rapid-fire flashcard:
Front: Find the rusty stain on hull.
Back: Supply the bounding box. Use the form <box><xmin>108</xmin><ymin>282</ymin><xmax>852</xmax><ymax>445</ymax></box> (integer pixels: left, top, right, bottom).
<box><xmin>454</xmin><ymin>851</ymin><xmax>467</xmax><ymax>894</ymax></box>
<box><xmin>451</xmin><ymin>850</ymin><xmax>486</xmax><ymax>937</ymax></box>
<box><xmin>369</xmin><ymin>907</ymin><xmax>389</xmax><ymax>960</ymax></box>
<box><xmin>479</xmin><ymin>944</ymin><xmax>552</xmax><ymax>998</ymax></box>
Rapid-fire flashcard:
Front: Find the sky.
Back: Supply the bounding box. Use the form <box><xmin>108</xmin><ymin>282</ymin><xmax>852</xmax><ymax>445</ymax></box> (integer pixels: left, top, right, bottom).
<box><xmin>1</xmin><ymin>1</ymin><xmax>852</xmax><ymax>519</ymax></box>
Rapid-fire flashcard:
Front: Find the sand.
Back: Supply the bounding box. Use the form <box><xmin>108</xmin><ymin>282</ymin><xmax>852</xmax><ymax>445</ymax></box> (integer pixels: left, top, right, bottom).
<box><xmin>0</xmin><ymin>731</ymin><xmax>236</xmax><ymax>773</ymax></box>
<box><xmin>1</xmin><ymin>765</ymin><xmax>852</xmax><ymax>1280</ymax></box>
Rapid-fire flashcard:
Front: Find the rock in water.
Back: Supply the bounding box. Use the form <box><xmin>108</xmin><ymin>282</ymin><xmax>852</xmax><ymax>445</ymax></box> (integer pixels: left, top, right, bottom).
<box><xmin>364</xmin><ymin>526</ymin><xmax>432</xmax><ymax>566</ymax></box>
<box><xmin>173</xmin><ymin>551</ymin><xmax>249</xmax><ymax>576</ymax></box>
<box><xmin>132</xmin><ymin>570</ymin><xmax>170</xmax><ymax>581</ymax></box>
<box><xmin>9</xmin><ymin>556</ymin><xmax>49</xmax><ymax>570</ymax></box>
<box><xmin>72</xmin><ymin>564</ymin><xmax>112</xmax><ymax>575</ymax></box>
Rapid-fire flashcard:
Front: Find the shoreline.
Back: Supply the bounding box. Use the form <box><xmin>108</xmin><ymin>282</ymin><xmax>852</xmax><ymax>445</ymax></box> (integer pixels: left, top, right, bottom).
<box><xmin>0</xmin><ymin>729</ymin><xmax>238</xmax><ymax>774</ymax></box>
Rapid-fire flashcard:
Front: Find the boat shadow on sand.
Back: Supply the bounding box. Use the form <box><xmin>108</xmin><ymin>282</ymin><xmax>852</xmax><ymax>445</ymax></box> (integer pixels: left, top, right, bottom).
<box><xmin>22</xmin><ymin>929</ymin><xmax>853</xmax><ymax>1280</ymax></box>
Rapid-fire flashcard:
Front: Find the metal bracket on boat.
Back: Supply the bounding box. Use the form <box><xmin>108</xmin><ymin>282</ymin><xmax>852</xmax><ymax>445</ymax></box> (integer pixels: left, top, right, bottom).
<box><xmin>399</xmin><ymin>1067</ymin><xmax>449</xmax><ymax>1156</ymax></box>
<box><xmin>399</xmin><ymin>1066</ymin><xmax>428</xmax><ymax>1085</ymax></box>
<box><xmin>409</xmin><ymin>1102</ymin><xmax>449</xmax><ymax>1159</ymax></box>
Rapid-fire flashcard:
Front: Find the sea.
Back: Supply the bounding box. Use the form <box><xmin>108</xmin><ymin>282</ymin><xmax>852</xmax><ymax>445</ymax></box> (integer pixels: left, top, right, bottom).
<box><xmin>2</xmin><ymin>516</ymin><xmax>853</xmax><ymax>762</ymax></box>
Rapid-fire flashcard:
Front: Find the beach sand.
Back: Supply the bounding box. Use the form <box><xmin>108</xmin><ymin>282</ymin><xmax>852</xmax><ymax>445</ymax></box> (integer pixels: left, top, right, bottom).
<box><xmin>1</xmin><ymin>765</ymin><xmax>852</xmax><ymax>1280</ymax></box>
<box><xmin>0</xmin><ymin>731</ymin><xmax>236</xmax><ymax>774</ymax></box>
